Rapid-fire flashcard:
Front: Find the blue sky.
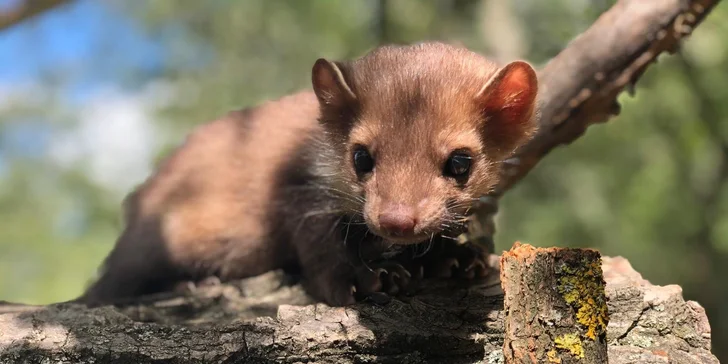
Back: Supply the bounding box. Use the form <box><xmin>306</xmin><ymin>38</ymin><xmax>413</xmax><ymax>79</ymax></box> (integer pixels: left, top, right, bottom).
<box><xmin>0</xmin><ymin>0</ymin><xmax>166</xmax><ymax>101</ymax></box>
<box><xmin>0</xmin><ymin>0</ymin><xmax>170</xmax><ymax>170</ymax></box>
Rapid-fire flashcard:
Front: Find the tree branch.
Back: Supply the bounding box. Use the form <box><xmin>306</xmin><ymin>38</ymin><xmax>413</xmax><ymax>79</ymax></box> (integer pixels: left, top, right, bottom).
<box><xmin>501</xmin><ymin>244</ymin><xmax>609</xmax><ymax>363</ymax></box>
<box><xmin>502</xmin><ymin>0</ymin><xmax>720</xmax><ymax>193</ymax></box>
<box><xmin>0</xmin><ymin>256</ymin><xmax>719</xmax><ymax>363</ymax></box>
<box><xmin>467</xmin><ymin>0</ymin><xmax>722</xmax><ymax>245</ymax></box>
<box><xmin>0</xmin><ymin>0</ymin><xmax>72</xmax><ymax>32</ymax></box>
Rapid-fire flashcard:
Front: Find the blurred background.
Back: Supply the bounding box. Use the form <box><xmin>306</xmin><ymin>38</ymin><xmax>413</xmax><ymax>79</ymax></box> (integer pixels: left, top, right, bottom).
<box><xmin>0</xmin><ymin>0</ymin><xmax>726</xmax><ymax>359</ymax></box>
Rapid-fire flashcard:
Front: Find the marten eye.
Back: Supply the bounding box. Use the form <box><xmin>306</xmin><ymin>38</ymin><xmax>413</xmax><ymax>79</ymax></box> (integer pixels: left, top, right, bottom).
<box><xmin>444</xmin><ymin>152</ymin><xmax>472</xmax><ymax>179</ymax></box>
<box><xmin>353</xmin><ymin>146</ymin><xmax>374</xmax><ymax>175</ymax></box>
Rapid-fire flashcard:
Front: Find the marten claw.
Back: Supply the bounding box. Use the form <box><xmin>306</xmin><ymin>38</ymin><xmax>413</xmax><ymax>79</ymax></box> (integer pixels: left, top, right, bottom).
<box><xmin>354</xmin><ymin>261</ymin><xmax>412</xmax><ymax>302</ymax></box>
<box><xmin>463</xmin><ymin>259</ymin><xmax>488</xmax><ymax>279</ymax></box>
<box><xmin>319</xmin><ymin>261</ymin><xmax>413</xmax><ymax>306</ymax></box>
<box><xmin>373</xmin><ymin>267</ymin><xmax>388</xmax><ymax>276</ymax></box>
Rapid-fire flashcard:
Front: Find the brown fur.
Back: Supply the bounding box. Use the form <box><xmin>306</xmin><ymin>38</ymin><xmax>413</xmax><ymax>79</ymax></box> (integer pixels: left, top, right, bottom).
<box><xmin>79</xmin><ymin>42</ymin><xmax>538</xmax><ymax>306</ymax></box>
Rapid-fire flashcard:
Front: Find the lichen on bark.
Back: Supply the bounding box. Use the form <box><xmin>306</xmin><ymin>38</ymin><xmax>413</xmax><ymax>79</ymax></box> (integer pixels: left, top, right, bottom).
<box><xmin>555</xmin><ymin>253</ymin><xmax>609</xmax><ymax>341</ymax></box>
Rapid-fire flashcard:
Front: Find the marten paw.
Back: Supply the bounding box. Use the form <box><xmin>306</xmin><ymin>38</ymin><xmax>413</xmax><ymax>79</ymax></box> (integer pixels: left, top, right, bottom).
<box><xmin>355</xmin><ymin>261</ymin><xmax>412</xmax><ymax>298</ymax></box>
<box><xmin>420</xmin><ymin>241</ymin><xmax>490</xmax><ymax>279</ymax></box>
<box><xmin>312</xmin><ymin>262</ymin><xmax>411</xmax><ymax>306</ymax></box>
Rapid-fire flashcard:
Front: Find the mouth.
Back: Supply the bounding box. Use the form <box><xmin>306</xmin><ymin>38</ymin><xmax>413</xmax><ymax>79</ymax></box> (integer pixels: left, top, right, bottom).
<box><xmin>366</xmin><ymin>225</ymin><xmax>435</xmax><ymax>245</ymax></box>
<box><xmin>383</xmin><ymin>234</ymin><xmax>431</xmax><ymax>245</ymax></box>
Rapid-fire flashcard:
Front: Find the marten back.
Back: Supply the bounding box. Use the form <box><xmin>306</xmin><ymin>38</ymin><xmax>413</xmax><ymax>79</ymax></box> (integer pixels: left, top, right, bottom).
<box><xmin>81</xmin><ymin>92</ymin><xmax>322</xmax><ymax>304</ymax></box>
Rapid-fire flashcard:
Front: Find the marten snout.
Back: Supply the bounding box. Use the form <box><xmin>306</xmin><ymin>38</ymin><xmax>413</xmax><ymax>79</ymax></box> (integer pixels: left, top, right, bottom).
<box><xmin>369</xmin><ymin>196</ymin><xmax>443</xmax><ymax>242</ymax></box>
<box><xmin>378</xmin><ymin>204</ymin><xmax>416</xmax><ymax>237</ymax></box>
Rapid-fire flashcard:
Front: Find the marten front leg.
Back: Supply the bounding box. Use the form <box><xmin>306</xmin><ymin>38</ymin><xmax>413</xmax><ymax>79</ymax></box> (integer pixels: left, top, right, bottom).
<box><xmin>352</xmin><ymin>260</ymin><xmax>412</xmax><ymax>301</ymax></box>
<box><xmin>300</xmin><ymin>250</ymin><xmax>413</xmax><ymax>306</ymax></box>
<box><xmin>295</xmin><ymin>222</ymin><xmax>413</xmax><ymax>306</ymax></box>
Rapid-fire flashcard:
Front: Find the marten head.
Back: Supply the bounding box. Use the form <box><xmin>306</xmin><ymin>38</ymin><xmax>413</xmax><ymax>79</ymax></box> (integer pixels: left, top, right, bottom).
<box><xmin>312</xmin><ymin>42</ymin><xmax>538</xmax><ymax>244</ymax></box>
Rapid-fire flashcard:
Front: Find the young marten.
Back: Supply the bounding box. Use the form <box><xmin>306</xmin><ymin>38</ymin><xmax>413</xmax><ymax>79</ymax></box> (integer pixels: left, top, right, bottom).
<box><xmin>79</xmin><ymin>42</ymin><xmax>538</xmax><ymax>307</ymax></box>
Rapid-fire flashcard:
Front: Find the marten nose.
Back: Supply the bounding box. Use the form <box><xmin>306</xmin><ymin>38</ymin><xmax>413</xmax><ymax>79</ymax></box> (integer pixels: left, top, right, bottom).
<box><xmin>379</xmin><ymin>205</ymin><xmax>416</xmax><ymax>236</ymax></box>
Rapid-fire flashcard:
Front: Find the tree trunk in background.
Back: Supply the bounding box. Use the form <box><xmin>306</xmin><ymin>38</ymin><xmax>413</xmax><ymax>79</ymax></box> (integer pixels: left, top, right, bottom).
<box><xmin>479</xmin><ymin>0</ymin><xmax>528</xmax><ymax>63</ymax></box>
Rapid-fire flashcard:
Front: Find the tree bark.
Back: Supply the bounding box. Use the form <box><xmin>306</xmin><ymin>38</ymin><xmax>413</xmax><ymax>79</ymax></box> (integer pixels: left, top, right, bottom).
<box><xmin>504</xmin><ymin>0</ymin><xmax>719</xmax><ymax>192</ymax></box>
<box><xmin>465</xmin><ymin>0</ymin><xmax>722</xmax><ymax>249</ymax></box>
<box><xmin>501</xmin><ymin>243</ymin><xmax>609</xmax><ymax>363</ymax></box>
<box><xmin>0</xmin><ymin>255</ymin><xmax>717</xmax><ymax>363</ymax></box>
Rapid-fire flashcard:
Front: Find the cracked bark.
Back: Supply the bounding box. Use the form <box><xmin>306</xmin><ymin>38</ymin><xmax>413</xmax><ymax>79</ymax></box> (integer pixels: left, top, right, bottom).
<box><xmin>0</xmin><ymin>255</ymin><xmax>717</xmax><ymax>363</ymax></box>
<box><xmin>501</xmin><ymin>244</ymin><xmax>609</xmax><ymax>363</ymax></box>
<box><xmin>0</xmin><ymin>0</ymin><xmax>723</xmax><ymax>362</ymax></box>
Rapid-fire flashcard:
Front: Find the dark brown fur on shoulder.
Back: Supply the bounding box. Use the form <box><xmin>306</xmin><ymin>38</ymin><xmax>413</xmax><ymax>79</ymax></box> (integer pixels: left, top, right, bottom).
<box><xmin>79</xmin><ymin>42</ymin><xmax>539</xmax><ymax>307</ymax></box>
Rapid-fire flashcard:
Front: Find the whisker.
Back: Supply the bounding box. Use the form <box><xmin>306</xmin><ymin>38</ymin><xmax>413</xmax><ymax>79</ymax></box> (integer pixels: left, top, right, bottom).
<box><xmin>413</xmin><ymin>233</ymin><xmax>435</xmax><ymax>259</ymax></box>
<box><xmin>343</xmin><ymin>216</ymin><xmax>352</xmax><ymax>247</ymax></box>
<box><xmin>359</xmin><ymin>241</ymin><xmax>374</xmax><ymax>272</ymax></box>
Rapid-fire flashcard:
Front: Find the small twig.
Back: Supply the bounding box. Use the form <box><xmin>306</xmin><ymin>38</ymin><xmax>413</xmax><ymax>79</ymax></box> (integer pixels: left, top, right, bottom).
<box><xmin>0</xmin><ymin>0</ymin><xmax>72</xmax><ymax>32</ymax></box>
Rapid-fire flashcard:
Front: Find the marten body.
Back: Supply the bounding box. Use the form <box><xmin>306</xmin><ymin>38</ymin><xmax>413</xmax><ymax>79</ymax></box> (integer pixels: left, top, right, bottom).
<box><xmin>80</xmin><ymin>42</ymin><xmax>539</xmax><ymax>306</ymax></box>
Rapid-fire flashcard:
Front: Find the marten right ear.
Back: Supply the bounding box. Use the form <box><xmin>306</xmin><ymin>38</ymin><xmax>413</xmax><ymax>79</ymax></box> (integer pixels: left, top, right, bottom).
<box><xmin>312</xmin><ymin>59</ymin><xmax>357</xmax><ymax>112</ymax></box>
<box><xmin>476</xmin><ymin>61</ymin><xmax>539</xmax><ymax>159</ymax></box>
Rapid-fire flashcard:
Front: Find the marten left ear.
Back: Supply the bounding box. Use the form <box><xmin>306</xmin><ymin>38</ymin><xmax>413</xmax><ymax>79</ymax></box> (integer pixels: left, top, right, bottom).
<box><xmin>312</xmin><ymin>58</ymin><xmax>359</xmax><ymax>136</ymax></box>
<box><xmin>476</xmin><ymin>61</ymin><xmax>539</xmax><ymax>159</ymax></box>
<box><xmin>312</xmin><ymin>59</ymin><xmax>357</xmax><ymax>107</ymax></box>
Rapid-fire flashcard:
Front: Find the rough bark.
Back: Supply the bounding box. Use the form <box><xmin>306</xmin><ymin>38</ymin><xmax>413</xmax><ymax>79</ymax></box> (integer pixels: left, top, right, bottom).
<box><xmin>501</xmin><ymin>243</ymin><xmax>609</xmax><ymax>363</ymax></box>
<box><xmin>464</xmin><ymin>0</ymin><xmax>722</xmax><ymax>250</ymax></box>
<box><xmin>0</xmin><ymin>255</ymin><xmax>717</xmax><ymax>363</ymax></box>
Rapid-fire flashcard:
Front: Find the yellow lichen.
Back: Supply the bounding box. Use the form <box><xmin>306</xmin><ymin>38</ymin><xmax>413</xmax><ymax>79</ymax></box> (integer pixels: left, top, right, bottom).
<box><xmin>554</xmin><ymin>334</ymin><xmax>584</xmax><ymax>358</ymax></box>
<box><xmin>556</xmin><ymin>256</ymin><xmax>609</xmax><ymax>341</ymax></box>
<box><xmin>547</xmin><ymin>349</ymin><xmax>562</xmax><ymax>363</ymax></box>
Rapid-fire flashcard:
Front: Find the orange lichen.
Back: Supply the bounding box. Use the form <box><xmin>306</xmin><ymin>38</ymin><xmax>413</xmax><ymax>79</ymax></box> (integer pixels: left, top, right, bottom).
<box><xmin>504</xmin><ymin>241</ymin><xmax>535</xmax><ymax>259</ymax></box>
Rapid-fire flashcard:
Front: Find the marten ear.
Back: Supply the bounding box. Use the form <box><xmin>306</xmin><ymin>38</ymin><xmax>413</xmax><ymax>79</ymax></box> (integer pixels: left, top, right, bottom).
<box><xmin>476</xmin><ymin>61</ymin><xmax>539</xmax><ymax>158</ymax></box>
<box><xmin>312</xmin><ymin>58</ymin><xmax>357</xmax><ymax>111</ymax></box>
<box><xmin>312</xmin><ymin>59</ymin><xmax>359</xmax><ymax>137</ymax></box>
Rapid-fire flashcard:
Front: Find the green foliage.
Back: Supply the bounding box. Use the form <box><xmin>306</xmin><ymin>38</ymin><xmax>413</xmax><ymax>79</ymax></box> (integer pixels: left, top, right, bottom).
<box><xmin>498</xmin><ymin>7</ymin><xmax>728</xmax><ymax>360</ymax></box>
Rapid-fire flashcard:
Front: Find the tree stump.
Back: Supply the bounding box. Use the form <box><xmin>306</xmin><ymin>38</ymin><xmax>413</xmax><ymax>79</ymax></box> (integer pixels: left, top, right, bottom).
<box><xmin>501</xmin><ymin>243</ymin><xmax>609</xmax><ymax>363</ymax></box>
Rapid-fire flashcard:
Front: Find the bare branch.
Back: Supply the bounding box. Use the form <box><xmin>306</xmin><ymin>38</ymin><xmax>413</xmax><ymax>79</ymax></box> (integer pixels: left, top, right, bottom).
<box><xmin>0</xmin><ymin>0</ymin><xmax>72</xmax><ymax>32</ymax></box>
<box><xmin>500</xmin><ymin>0</ymin><xmax>721</xmax><ymax>194</ymax></box>
<box><xmin>0</xmin><ymin>257</ymin><xmax>718</xmax><ymax>363</ymax></box>
<box><xmin>468</xmin><ymin>0</ymin><xmax>722</xmax><ymax>246</ymax></box>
